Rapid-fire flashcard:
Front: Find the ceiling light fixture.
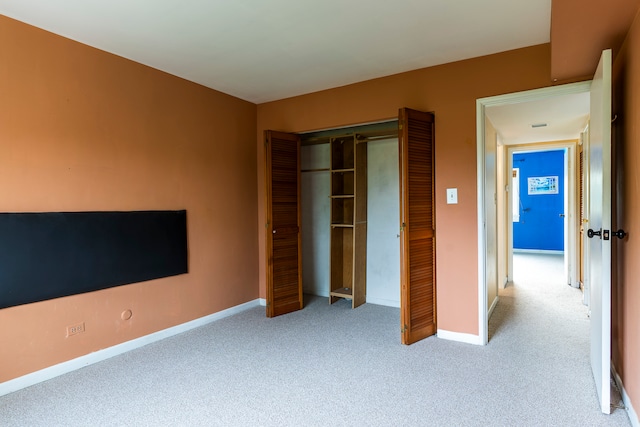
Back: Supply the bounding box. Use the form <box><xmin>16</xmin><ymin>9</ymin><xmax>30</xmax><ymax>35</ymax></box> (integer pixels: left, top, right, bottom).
<box><xmin>531</xmin><ymin>123</ymin><xmax>548</xmax><ymax>128</ymax></box>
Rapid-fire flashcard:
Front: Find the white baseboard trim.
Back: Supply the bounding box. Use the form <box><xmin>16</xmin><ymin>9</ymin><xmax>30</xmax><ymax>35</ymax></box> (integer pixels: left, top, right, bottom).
<box><xmin>488</xmin><ymin>296</ymin><xmax>499</xmax><ymax>320</ymax></box>
<box><xmin>259</xmin><ymin>298</ymin><xmax>267</xmax><ymax>306</ymax></box>
<box><xmin>612</xmin><ymin>363</ymin><xmax>639</xmax><ymax>427</ymax></box>
<box><xmin>366</xmin><ymin>297</ymin><xmax>400</xmax><ymax>308</ymax></box>
<box><xmin>513</xmin><ymin>249</ymin><xmax>564</xmax><ymax>255</ymax></box>
<box><xmin>437</xmin><ymin>329</ymin><xmax>483</xmax><ymax>345</ymax></box>
<box><xmin>0</xmin><ymin>298</ymin><xmax>261</xmax><ymax>397</ymax></box>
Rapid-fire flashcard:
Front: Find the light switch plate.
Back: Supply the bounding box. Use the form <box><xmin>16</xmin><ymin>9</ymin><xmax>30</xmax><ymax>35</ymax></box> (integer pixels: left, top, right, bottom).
<box><xmin>446</xmin><ymin>188</ymin><xmax>458</xmax><ymax>204</ymax></box>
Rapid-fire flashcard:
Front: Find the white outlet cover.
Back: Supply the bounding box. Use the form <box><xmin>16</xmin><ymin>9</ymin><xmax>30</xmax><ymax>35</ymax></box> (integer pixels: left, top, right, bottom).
<box><xmin>446</xmin><ymin>188</ymin><xmax>458</xmax><ymax>204</ymax></box>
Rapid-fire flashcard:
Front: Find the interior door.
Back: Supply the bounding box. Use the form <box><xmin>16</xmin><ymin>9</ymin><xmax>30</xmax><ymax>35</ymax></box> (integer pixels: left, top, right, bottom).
<box><xmin>265</xmin><ymin>130</ymin><xmax>303</xmax><ymax>317</ymax></box>
<box><xmin>399</xmin><ymin>108</ymin><xmax>436</xmax><ymax>345</ymax></box>
<box><xmin>587</xmin><ymin>49</ymin><xmax>612</xmax><ymax>414</ymax></box>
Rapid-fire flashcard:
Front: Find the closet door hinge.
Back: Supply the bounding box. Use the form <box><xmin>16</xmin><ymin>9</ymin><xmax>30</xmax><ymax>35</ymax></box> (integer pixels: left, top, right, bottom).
<box><xmin>401</xmin><ymin>324</ymin><xmax>408</xmax><ymax>334</ymax></box>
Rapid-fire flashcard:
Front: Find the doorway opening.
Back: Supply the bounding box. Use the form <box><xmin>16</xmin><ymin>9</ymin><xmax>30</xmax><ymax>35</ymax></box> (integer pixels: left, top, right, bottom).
<box><xmin>476</xmin><ymin>81</ymin><xmax>591</xmax><ymax>344</ymax></box>
<box><xmin>478</xmin><ymin>50</ymin><xmax>614</xmax><ymax>414</ymax></box>
<box><xmin>507</xmin><ymin>145</ymin><xmax>576</xmax><ymax>289</ymax></box>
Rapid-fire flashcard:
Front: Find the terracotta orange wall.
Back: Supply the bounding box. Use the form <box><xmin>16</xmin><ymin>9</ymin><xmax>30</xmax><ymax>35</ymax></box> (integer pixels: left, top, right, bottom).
<box><xmin>0</xmin><ymin>16</ymin><xmax>258</xmax><ymax>382</ymax></box>
<box><xmin>612</xmin><ymin>6</ymin><xmax>640</xmax><ymax>414</ymax></box>
<box><xmin>551</xmin><ymin>0</ymin><xmax>640</xmax><ymax>82</ymax></box>
<box><xmin>256</xmin><ymin>44</ymin><xmax>551</xmax><ymax>335</ymax></box>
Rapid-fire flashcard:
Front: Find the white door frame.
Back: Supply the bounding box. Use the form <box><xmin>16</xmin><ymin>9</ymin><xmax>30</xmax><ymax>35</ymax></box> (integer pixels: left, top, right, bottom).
<box><xmin>476</xmin><ymin>81</ymin><xmax>592</xmax><ymax>344</ymax></box>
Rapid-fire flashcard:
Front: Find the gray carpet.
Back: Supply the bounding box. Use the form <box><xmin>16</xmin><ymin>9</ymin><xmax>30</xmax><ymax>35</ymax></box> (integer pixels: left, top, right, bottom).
<box><xmin>0</xmin><ymin>254</ymin><xmax>631</xmax><ymax>426</ymax></box>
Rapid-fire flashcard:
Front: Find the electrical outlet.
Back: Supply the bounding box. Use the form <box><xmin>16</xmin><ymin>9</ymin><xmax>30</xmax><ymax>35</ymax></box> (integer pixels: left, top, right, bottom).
<box><xmin>66</xmin><ymin>322</ymin><xmax>85</xmax><ymax>337</ymax></box>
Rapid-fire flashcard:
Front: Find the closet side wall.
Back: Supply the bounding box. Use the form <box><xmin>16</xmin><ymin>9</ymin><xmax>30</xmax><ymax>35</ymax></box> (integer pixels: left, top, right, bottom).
<box><xmin>301</xmin><ymin>144</ymin><xmax>331</xmax><ymax>296</ymax></box>
<box><xmin>366</xmin><ymin>138</ymin><xmax>401</xmax><ymax>307</ymax></box>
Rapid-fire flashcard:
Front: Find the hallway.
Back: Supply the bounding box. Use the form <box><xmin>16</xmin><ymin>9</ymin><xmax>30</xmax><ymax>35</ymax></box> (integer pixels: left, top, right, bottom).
<box><xmin>489</xmin><ymin>252</ymin><xmax>627</xmax><ymax>423</ymax></box>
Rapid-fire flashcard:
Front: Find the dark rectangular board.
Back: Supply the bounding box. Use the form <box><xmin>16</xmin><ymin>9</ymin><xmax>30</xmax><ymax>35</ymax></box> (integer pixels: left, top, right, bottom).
<box><xmin>0</xmin><ymin>210</ymin><xmax>188</xmax><ymax>309</ymax></box>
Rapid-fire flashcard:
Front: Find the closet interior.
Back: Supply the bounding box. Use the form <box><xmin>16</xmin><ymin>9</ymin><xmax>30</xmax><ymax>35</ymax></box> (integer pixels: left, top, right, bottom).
<box><xmin>300</xmin><ymin>121</ymin><xmax>400</xmax><ymax>309</ymax></box>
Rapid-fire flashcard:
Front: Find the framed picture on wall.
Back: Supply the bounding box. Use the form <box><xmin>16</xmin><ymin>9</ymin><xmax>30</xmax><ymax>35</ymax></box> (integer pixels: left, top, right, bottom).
<box><xmin>527</xmin><ymin>176</ymin><xmax>559</xmax><ymax>195</ymax></box>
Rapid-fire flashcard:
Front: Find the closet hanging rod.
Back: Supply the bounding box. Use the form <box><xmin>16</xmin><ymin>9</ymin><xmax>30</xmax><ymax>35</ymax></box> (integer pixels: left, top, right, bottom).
<box><xmin>366</xmin><ymin>132</ymin><xmax>399</xmax><ymax>140</ymax></box>
<box><xmin>301</xmin><ymin>168</ymin><xmax>330</xmax><ymax>173</ymax></box>
<box><xmin>301</xmin><ymin>129</ymin><xmax>398</xmax><ymax>146</ymax></box>
<box><xmin>357</xmin><ymin>132</ymin><xmax>399</xmax><ymax>143</ymax></box>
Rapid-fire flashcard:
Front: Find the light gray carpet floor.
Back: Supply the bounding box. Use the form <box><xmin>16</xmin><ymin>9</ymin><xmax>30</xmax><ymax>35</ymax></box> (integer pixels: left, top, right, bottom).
<box><xmin>0</xmin><ymin>254</ymin><xmax>631</xmax><ymax>426</ymax></box>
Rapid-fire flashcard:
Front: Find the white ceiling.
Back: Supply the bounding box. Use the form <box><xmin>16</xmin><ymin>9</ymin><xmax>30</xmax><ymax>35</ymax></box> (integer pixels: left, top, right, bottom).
<box><xmin>3</xmin><ymin>1</ymin><xmax>587</xmax><ymax>145</ymax></box>
<box><xmin>0</xmin><ymin>0</ymin><xmax>551</xmax><ymax>104</ymax></box>
<box><xmin>486</xmin><ymin>91</ymin><xmax>590</xmax><ymax>145</ymax></box>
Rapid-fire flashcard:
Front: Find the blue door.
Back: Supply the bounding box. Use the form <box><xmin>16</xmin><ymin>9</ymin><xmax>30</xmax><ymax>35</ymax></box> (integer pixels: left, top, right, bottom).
<box><xmin>513</xmin><ymin>150</ymin><xmax>565</xmax><ymax>251</ymax></box>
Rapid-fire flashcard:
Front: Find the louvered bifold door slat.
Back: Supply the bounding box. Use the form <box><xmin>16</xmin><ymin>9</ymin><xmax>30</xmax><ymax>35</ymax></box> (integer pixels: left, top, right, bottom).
<box><xmin>265</xmin><ymin>130</ymin><xmax>302</xmax><ymax>317</ymax></box>
<box><xmin>399</xmin><ymin>108</ymin><xmax>436</xmax><ymax>345</ymax></box>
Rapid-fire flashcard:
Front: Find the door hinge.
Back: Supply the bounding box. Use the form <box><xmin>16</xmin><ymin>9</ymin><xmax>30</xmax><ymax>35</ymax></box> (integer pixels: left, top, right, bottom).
<box><xmin>401</xmin><ymin>324</ymin><xmax>408</xmax><ymax>334</ymax></box>
<box><xmin>400</xmin><ymin>223</ymin><xmax>406</xmax><ymax>233</ymax></box>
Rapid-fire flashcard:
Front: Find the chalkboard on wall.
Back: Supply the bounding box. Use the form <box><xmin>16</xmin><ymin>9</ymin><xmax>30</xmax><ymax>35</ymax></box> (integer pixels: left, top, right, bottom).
<box><xmin>0</xmin><ymin>210</ymin><xmax>188</xmax><ymax>309</ymax></box>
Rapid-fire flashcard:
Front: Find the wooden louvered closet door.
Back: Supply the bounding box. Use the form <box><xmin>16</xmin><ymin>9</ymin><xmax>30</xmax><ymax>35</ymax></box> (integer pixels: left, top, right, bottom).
<box><xmin>398</xmin><ymin>108</ymin><xmax>436</xmax><ymax>345</ymax></box>
<box><xmin>265</xmin><ymin>130</ymin><xmax>302</xmax><ymax>317</ymax></box>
